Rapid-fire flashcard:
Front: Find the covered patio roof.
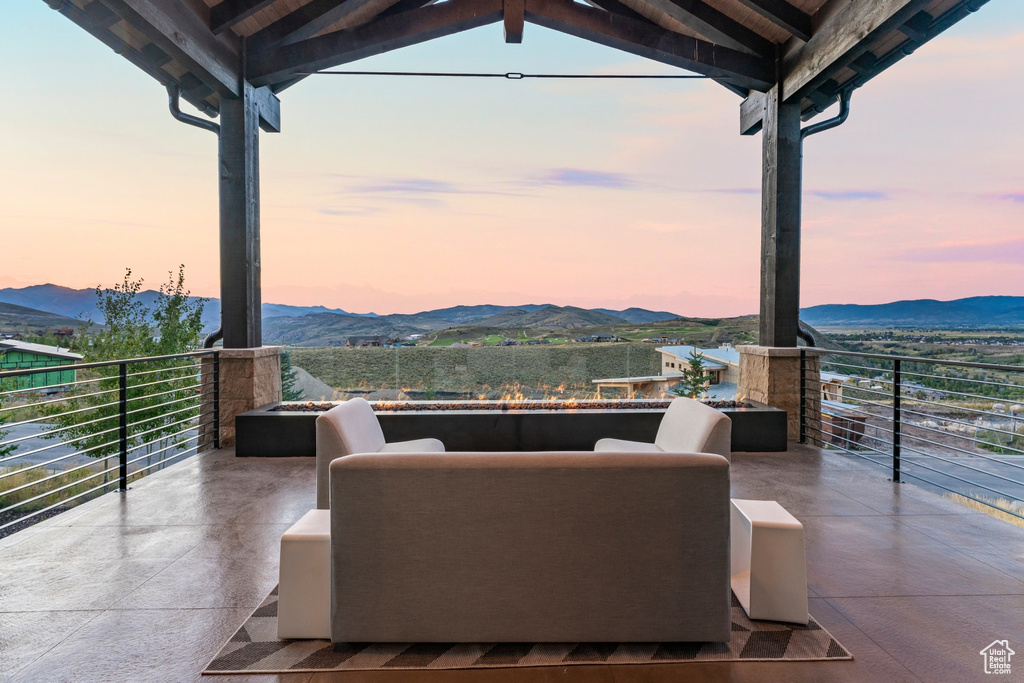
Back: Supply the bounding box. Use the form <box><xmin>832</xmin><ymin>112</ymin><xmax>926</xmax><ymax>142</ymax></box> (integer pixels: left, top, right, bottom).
<box><xmin>40</xmin><ymin>0</ymin><xmax>993</xmax><ymax>351</ymax></box>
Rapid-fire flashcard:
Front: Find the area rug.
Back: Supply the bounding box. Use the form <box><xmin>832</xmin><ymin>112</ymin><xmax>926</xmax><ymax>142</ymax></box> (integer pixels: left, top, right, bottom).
<box><xmin>204</xmin><ymin>588</ymin><xmax>851</xmax><ymax>674</ymax></box>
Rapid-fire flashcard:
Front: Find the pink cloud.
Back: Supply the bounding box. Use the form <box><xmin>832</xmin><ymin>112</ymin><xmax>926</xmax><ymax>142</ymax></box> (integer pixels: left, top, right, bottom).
<box><xmin>898</xmin><ymin>239</ymin><xmax>1024</xmax><ymax>264</ymax></box>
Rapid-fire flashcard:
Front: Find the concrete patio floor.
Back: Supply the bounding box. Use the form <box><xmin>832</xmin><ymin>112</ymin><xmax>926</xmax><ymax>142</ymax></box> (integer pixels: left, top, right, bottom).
<box><xmin>2</xmin><ymin>444</ymin><xmax>1022</xmax><ymax>682</ymax></box>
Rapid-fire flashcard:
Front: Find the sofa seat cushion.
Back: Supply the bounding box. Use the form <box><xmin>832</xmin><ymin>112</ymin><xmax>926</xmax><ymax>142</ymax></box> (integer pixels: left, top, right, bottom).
<box><xmin>380</xmin><ymin>438</ymin><xmax>445</xmax><ymax>453</ymax></box>
<box><xmin>594</xmin><ymin>438</ymin><xmax>662</xmax><ymax>453</ymax></box>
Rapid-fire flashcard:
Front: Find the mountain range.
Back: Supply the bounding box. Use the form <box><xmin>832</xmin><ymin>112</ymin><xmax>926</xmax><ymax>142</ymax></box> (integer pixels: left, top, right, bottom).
<box><xmin>801</xmin><ymin>296</ymin><xmax>1024</xmax><ymax>327</ymax></box>
<box><xmin>0</xmin><ymin>284</ymin><xmax>682</xmax><ymax>343</ymax></box>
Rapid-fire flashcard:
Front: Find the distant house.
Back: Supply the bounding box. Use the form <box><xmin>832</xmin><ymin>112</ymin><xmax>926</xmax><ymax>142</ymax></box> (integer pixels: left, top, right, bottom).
<box><xmin>576</xmin><ymin>334</ymin><xmax>622</xmax><ymax>343</ymax></box>
<box><xmin>658</xmin><ymin>345</ymin><xmax>740</xmax><ymax>386</ymax></box>
<box><xmin>345</xmin><ymin>336</ymin><xmax>383</xmax><ymax>348</ymax></box>
<box><xmin>0</xmin><ymin>340</ymin><xmax>83</xmax><ymax>390</ymax></box>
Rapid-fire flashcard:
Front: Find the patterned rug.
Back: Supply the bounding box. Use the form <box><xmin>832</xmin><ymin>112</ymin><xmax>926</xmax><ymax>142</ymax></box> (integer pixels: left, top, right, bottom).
<box><xmin>203</xmin><ymin>588</ymin><xmax>852</xmax><ymax>674</ymax></box>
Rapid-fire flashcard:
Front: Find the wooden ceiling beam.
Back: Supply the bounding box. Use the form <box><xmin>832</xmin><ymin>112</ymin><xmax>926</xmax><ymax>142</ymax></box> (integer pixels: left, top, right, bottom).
<box><xmin>97</xmin><ymin>0</ymin><xmax>242</xmax><ymax>96</ymax></box>
<box><xmin>584</xmin><ymin>0</ymin><xmax>648</xmax><ymax>22</ymax></box>
<box><xmin>733</xmin><ymin>0</ymin><xmax>812</xmax><ymax>42</ymax></box>
<box><xmin>247</xmin><ymin>0</ymin><xmax>503</xmax><ymax>86</ymax></box>
<box><xmin>642</xmin><ymin>0</ymin><xmax>773</xmax><ymax>56</ymax></box>
<box><xmin>524</xmin><ymin>0</ymin><xmax>774</xmax><ymax>90</ymax></box>
<box><xmin>505</xmin><ymin>0</ymin><xmax>525</xmax><ymax>42</ymax></box>
<box><xmin>248</xmin><ymin>0</ymin><xmax>361</xmax><ymax>51</ymax></box>
<box><xmin>209</xmin><ymin>0</ymin><xmax>278</xmax><ymax>35</ymax></box>
<box><xmin>783</xmin><ymin>0</ymin><xmax>932</xmax><ymax>102</ymax></box>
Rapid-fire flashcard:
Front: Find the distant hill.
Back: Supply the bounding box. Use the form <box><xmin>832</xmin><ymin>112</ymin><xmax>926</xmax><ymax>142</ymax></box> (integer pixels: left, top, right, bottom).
<box><xmin>0</xmin><ymin>284</ymin><xmax>375</xmax><ymax>331</ymax></box>
<box><xmin>801</xmin><ymin>296</ymin><xmax>1024</xmax><ymax>327</ymax></box>
<box><xmin>593</xmin><ymin>307</ymin><xmax>679</xmax><ymax>324</ymax></box>
<box><xmin>473</xmin><ymin>306</ymin><xmax>628</xmax><ymax>329</ymax></box>
<box><xmin>0</xmin><ymin>302</ymin><xmax>96</xmax><ymax>335</ymax></box>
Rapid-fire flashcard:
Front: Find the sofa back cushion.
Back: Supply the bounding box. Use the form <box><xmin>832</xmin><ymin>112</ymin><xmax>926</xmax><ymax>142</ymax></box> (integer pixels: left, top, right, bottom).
<box><xmin>315</xmin><ymin>398</ymin><xmax>386</xmax><ymax>508</ymax></box>
<box><xmin>654</xmin><ymin>397</ymin><xmax>732</xmax><ymax>460</ymax></box>
<box><xmin>330</xmin><ymin>451</ymin><xmax>731</xmax><ymax>643</ymax></box>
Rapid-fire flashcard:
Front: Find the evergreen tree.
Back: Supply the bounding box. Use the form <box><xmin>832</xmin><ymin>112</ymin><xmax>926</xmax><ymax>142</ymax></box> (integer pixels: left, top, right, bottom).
<box><xmin>673</xmin><ymin>349</ymin><xmax>713</xmax><ymax>399</ymax></box>
<box><xmin>280</xmin><ymin>351</ymin><xmax>302</xmax><ymax>401</ymax></box>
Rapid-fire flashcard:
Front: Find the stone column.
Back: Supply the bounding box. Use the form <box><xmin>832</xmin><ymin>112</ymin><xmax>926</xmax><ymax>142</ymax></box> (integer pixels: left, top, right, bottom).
<box><xmin>738</xmin><ymin>346</ymin><xmax>826</xmax><ymax>443</ymax></box>
<box><xmin>201</xmin><ymin>346</ymin><xmax>282</xmax><ymax>449</ymax></box>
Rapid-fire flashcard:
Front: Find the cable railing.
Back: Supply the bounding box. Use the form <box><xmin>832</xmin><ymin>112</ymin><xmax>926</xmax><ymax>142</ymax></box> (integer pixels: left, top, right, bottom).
<box><xmin>800</xmin><ymin>349</ymin><xmax>1024</xmax><ymax>521</ymax></box>
<box><xmin>0</xmin><ymin>350</ymin><xmax>220</xmax><ymax>535</ymax></box>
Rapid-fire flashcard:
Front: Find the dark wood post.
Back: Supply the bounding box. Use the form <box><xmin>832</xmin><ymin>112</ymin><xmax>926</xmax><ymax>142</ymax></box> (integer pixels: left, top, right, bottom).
<box><xmin>218</xmin><ymin>81</ymin><xmax>262</xmax><ymax>349</ymax></box>
<box><xmin>759</xmin><ymin>71</ymin><xmax>802</xmax><ymax>348</ymax></box>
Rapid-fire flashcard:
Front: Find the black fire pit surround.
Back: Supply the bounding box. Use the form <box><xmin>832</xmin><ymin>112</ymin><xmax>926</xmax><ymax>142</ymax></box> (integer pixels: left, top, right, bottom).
<box><xmin>234</xmin><ymin>401</ymin><xmax>787</xmax><ymax>456</ymax></box>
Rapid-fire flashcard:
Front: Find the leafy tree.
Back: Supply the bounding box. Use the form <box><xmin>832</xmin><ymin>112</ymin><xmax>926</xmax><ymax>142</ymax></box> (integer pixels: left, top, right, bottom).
<box><xmin>673</xmin><ymin>349</ymin><xmax>713</xmax><ymax>399</ymax></box>
<box><xmin>280</xmin><ymin>350</ymin><xmax>302</xmax><ymax>401</ymax></box>
<box><xmin>0</xmin><ymin>377</ymin><xmax>16</xmax><ymax>459</ymax></box>
<box><xmin>45</xmin><ymin>267</ymin><xmax>207</xmax><ymax>468</ymax></box>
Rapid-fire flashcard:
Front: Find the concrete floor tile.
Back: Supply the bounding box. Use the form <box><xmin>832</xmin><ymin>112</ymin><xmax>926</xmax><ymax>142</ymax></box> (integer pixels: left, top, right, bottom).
<box><xmin>802</xmin><ymin>515</ymin><xmax>1024</xmax><ymax>598</ymax></box>
<box><xmin>12</xmin><ymin>607</ymin><xmax>252</xmax><ymax>683</ymax></box>
<box><xmin>112</xmin><ymin>553</ymin><xmax>280</xmax><ymax>610</ymax></box>
<box><xmin>827</xmin><ymin>595</ymin><xmax>1024</xmax><ymax>683</ymax></box>
<box><xmin>0</xmin><ymin>610</ymin><xmax>102</xmax><ymax>681</ymax></box>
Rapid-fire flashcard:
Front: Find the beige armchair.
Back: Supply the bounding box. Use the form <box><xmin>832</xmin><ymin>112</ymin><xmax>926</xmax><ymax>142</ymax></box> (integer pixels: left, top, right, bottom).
<box><xmin>315</xmin><ymin>398</ymin><xmax>444</xmax><ymax>508</ymax></box>
<box><xmin>594</xmin><ymin>396</ymin><xmax>732</xmax><ymax>461</ymax></box>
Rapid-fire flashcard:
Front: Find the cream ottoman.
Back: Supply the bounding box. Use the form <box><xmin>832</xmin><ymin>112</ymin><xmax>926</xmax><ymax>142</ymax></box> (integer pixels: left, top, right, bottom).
<box><xmin>278</xmin><ymin>509</ymin><xmax>331</xmax><ymax>639</ymax></box>
<box><xmin>730</xmin><ymin>498</ymin><xmax>808</xmax><ymax>625</ymax></box>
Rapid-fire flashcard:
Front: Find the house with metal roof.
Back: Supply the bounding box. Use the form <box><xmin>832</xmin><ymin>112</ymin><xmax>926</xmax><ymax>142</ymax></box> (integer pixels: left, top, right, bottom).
<box><xmin>0</xmin><ymin>340</ymin><xmax>83</xmax><ymax>390</ymax></box>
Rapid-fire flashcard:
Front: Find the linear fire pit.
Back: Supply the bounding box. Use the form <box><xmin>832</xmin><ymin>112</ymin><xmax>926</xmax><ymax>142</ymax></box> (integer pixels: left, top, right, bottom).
<box><xmin>235</xmin><ymin>399</ymin><xmax>787</xmax><ymax>456</ymax></box>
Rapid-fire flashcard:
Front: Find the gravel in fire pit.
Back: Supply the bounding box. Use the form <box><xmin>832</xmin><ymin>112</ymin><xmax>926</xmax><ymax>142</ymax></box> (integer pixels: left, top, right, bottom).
<box><xmin>272</xmin><ymin>399</ymin><xmax>752</xmax><ymax>412</ymax></box>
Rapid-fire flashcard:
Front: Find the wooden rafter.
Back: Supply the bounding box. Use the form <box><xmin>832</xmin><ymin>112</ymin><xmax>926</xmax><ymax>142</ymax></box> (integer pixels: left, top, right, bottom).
<box><xmin>98</xmin><ymin>0</ymin><xmax>242</xmax><ymax>96</ymax></box>
<box><xmin>246</xmin><ymin>0</ymin><xmax>504</xmax><ymax>86</ymax></box>
<box><xmin>525</xmin><ymin>0</ymin><xmax>774</xmax><ymax>91</ymax></box>
<box><xmin>247</xmin><ymin>0</ymin><xmax>353</xmax><ymax>51</ymax></box>
<box><xmin>584</xmin><ymin>0</ymin><xmax>649</xmax><ymax>22</ymax></box>
<box><xmin>642</xmin><ymin>0</ymin><xmax>772</xmax><ymax>56</ymax></box>
<box><xmin>733</xmin><ymin>0</ymin><xmax>811</xmax><ymax>41</ymax></box>
<box><xmin>210</xmin><ymin>0</ymin><xmax>278</xmax><ymax>35</ymax></box>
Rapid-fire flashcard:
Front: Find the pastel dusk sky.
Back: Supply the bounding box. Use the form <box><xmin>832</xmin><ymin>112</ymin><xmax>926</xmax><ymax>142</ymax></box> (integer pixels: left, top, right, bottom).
<box><xmin>1</xmin><ymin>1</ymin><xmax>1022</xmax><ymax>317</ymax></box>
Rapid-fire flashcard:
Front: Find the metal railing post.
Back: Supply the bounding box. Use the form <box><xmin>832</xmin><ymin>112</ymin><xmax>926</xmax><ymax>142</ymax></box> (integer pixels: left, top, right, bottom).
<box><xmin>118</xmin><ymin>362</ymin><xmax>128</xmax><ymax>491</ymax></box>
<box><xmin>892</xmin><ymin>359</ymin><xmax>901</xmax><ymax>483</ymax></box>
<box><xmin>212</xmin><ymin>352</ymin><xmax>220</xmax><ymax>450</ymax></box>
<box><xmin>799</xmin><ymin>349</ymin><xmax>807</xmax><ymax>444</ymax></box>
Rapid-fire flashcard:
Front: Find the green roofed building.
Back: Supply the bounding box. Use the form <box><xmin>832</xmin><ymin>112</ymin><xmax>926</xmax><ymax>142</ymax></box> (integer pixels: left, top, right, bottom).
<box><xmin>0</xmin><ymin>340</ymin><xmax>83</xmax><ymax>391</ymax></box>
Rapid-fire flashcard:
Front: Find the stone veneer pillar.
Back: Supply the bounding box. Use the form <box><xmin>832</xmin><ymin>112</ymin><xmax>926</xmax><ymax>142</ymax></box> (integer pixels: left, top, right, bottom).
<box><xmin>201</xmin><ymin>347</ymin><xmax>282</xmax><ymax>449</ymax></box>
<box><xmin>737</xmin><ymin>346</ymin><xmax>826</xmax><ymax>444</ymax></box>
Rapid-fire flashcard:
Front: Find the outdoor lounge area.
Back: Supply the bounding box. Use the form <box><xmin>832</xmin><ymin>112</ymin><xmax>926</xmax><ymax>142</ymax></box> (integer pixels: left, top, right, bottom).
<box><xmin>3</xmin><ymin>0</ymin><xmax>1019</xmax><ymax>680</ymax></box>
<box><xmin>3</xmin><ymin>441</ymin><xmax>1022</xmax><ymax>681</ymax></box>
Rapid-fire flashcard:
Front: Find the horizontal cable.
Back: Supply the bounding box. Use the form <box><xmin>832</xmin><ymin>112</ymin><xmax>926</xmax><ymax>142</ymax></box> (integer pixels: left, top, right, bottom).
<box><xmin>0</xmin><ymin>435</ymin><xmax>122</xmax><ymax>475</ymax></box>
<box><xmin>127</xmin><ymin>438</ymin><xmax>199</xmax><ymax>468</ymax></box>
<box><xmin>0</xmin><ymin>478</ymin><xmax>116</xmax><ymax>532</ymax></box>
<box><xmin>0</xmin><ymin>386</ymin><xmax>120</xmax><ymax>421</ymax></box>
<box><xmin>0</xmin><ymin>375</ymin><xmax>105</xmax><ymax>397</ymax></box>
<box><xmin>0</xmin><ymin>461</ymin><xmax>118</xmax><ymax>515</ymax></box>
<box><xmin>895</xmin><ymin>367</ymin><xmax>1024</xmax><ymax>393</ymax></box>
<box><xmin>0</xmin><ymin>349</ymin><xmax>216</xmax><ymax>380</ymax></box>
<box><xmin>819</xmin><ymin>350</ymin><xmax>1024</xmax><ymax>373</ymax></box>
<box><xmin>0</xmin><ymin>396</ymin><xmax>120</xmax><ymax>433</ymax></box>
<box><xmin>302</xmin><ymin>70</ymin><xmax>710</xmax><ymax>80</ymax></box>
<box><xmin>125</xmin><ymin>363</ymin><xmax>200</xmax><ymax>380</ymax></box>
<box><xmin>896</xmin><ymin>441</ymin><xmax>1024</xmax><ymax>488</ymax></box>
<box><xmin>0</xmin><ymin>455</ymin><xmax>122</xmax><ymax>499</ymax></box>
<box><xmin>125</xmin><ymin>392</ymin><xmax>201</xmax><ymax>417</ymax></box>
<box><xmin>0</xmin><ymin>421</ymin><xmax>120</xmax><ymax>462</ymax></box>
<box><xmin>892</xmin><ymin>469</ymin><xmax>1024</xmax><ymax>521</ymax></box>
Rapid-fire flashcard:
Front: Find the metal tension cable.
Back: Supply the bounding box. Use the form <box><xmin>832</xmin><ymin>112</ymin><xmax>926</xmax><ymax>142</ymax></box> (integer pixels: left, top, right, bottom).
<box><xmin>299</xmin><ymin>70</ymin><xmax>710</xmax><ymax>79</ymax></box>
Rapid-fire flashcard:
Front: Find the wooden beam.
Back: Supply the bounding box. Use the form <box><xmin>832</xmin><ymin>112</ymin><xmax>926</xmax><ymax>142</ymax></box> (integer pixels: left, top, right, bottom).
<box><xmin>247</xmin><ymin>0</ymin><xmax>504</xmax><ymax>87</ymax></box>
<box><xmin>524</xmin><ymin>0</ymin><xmax>774</xmax><ymax>90</ymax></box>
<box><xmin>248</xmin><ymin>0</ymin><xmax>360</xmax><ymax>51</ymax></box>
<box><xmin>505</xmin><ymin>0</ymin><xmax>525</xmax><ymax>43</ymax></box>
<box><xmin>642</xmin><ymin>0</ymin><xmax>773</xmax><ymax>56</ymax></box>
<box><xmin>733</xmin><ymin>0</ymin><xmax>812</xmax><ymax>42</ymax></box>
<box><xmin>210</xmin><ymin>0</ymin><xmax>277</xmax><ymax>35</ymax></box>
<box><xmin>98</xmin><ymin>0</ymin><xmax>241</xmax><ymax>96</ymax></box>
<box><xmin>759</xmin><ymin>81</ymin><xmax>802</xmax><ymax>347</ymax></box>
<box><xmin>740</xmin><ymin>90</ymin><xmax>766</xmax><ymax>135</ymax></box>
<box><xmin>252</xmin><ymin>85</ymin><xmax>281</xmax><ymax>133</ymax></box>
<box><xmin>219</xmin><ymin>81</ymin><xmax>263</xmax><ymax>349</ymax></box>
<box><xmin>782</xmin><ymin>0</ymin><xmax>931</xmax><ymax>102</ymax></box>
<box><xmin>584</xmin><ymin>0</ymin><xmax>648</xmax><ymax>22</ymax></box>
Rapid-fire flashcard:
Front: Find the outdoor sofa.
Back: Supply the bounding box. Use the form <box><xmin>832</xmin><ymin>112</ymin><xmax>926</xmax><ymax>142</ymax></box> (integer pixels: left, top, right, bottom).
<box><xmin>327</xmin><ymin>450</ymin><xmax>732</xmax><ymax>643</ymax></box>
<box><xmin>595</xmin><ymin>396</ymin><xmax>732</xmax><ymax>461</ymax></box>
